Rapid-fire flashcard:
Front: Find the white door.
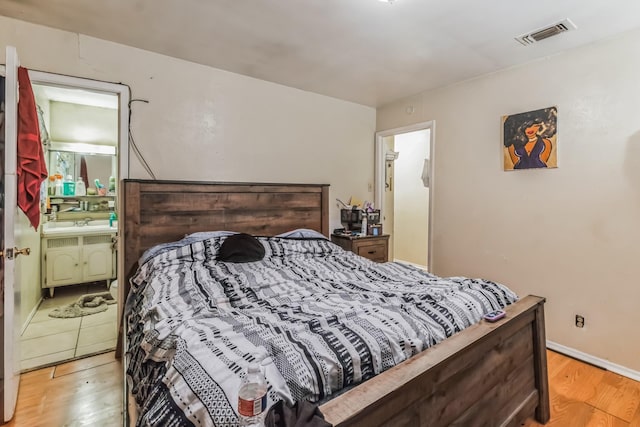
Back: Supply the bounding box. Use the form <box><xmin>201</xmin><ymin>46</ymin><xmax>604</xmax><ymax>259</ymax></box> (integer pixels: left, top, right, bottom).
<box><xmin>2</xmin><ymin>45</ymin><xmax>33</xmax><ymax>422</ymax></box>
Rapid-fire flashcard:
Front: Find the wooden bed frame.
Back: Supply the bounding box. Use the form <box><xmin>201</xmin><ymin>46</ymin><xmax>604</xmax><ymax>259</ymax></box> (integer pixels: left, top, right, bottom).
<box><xmin>118</xmin><ymin>179</ymin><xmax>549</xmax><ymax>427</ymax></box>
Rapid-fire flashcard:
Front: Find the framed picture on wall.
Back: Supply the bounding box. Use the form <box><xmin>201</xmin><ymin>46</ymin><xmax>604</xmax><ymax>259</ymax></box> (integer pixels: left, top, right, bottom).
<box><xmin>502</xmin><ymin>106</ymin><xmax>558</xmax><ymax>170</ymax></box>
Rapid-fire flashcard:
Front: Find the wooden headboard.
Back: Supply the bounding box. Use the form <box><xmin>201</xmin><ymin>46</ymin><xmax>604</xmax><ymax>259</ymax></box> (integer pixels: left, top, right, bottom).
<box><xmin>116</xmin><ymin>179</ymin><xmax>329</xmax><ymax>357</ymax></box>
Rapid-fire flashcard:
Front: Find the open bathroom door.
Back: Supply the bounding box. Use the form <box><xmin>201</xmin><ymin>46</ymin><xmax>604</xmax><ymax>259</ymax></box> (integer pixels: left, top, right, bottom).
<box><xmin>1</xmin><ymin>45</ymin><xmax>29</xmax><ymax>422</ymax></box>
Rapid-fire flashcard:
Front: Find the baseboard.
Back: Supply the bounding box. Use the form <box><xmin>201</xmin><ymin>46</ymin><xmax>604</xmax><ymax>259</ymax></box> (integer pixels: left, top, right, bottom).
<box><xmin>394</xmin><ymin>259</ymin><xmax>429</xmax><ymax>271</ymax></box>
<box><xmin>21</xmin><ymin>297</ymin><xmax>43</xmax><ymax>335</ymax></box>
<box><xmin>547</xmin><ymin>340</ymin><xmax>640</xmax><ymax>382</ymax></box>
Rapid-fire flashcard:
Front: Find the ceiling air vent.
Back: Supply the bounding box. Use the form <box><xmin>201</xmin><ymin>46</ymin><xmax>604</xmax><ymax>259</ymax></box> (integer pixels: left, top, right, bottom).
<box><xmin>515</xmin><ymin>18</ymin><xmax>577</xmax><ymax>46</ymax></box>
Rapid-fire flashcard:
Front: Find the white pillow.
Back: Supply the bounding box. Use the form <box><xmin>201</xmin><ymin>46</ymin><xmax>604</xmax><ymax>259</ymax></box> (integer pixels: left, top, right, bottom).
<box><xmin>275</xmin><ymin>229</ymin><xmax>327</xmax><ymax>239</ymax></box>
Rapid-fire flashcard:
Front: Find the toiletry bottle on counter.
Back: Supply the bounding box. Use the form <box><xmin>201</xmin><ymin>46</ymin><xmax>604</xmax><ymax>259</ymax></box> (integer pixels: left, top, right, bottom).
<box><xmin>63</xmin><ymin>175</ymin><xmax>75</xmax><ymax>196</ymax></box>
<box><xmin>95</xmin><ymin>179</ymin><xmax>107</xmax><ymax>196</ymax></box>
<box><xmin>48</xmin><ymin>176</ymin><xmax>56</xmax><ymax>196</ymax></box>
<box><xmin>75</xmin><ymin>178</ymin><xmax>86</xmax><ymax>196</ymax></box>
<box><xmin>108</xmin><ymin>175</ymin><xmax>116</xmax><ymax>194</ymax></box>
<box><xmin>54</xmin><ymin>174</ymin><xmax>63</xmax><ymax>196</ymax></box>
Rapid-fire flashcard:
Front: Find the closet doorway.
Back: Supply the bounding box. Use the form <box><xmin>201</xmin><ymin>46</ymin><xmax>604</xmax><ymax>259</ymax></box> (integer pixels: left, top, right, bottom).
<box><xmin>19</xmin><ymin>72</ymin><xmax>129</xmax><ymax>371</ymax></box>
<box><xmin>375</xmin><ymin>122</ymin><xmax>434</xmax><ymax>270</ymax></box>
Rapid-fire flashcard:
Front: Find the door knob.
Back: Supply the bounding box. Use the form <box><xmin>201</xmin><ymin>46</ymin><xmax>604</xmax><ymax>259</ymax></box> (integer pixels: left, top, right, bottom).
<box><xmin>14</xmin><ymin>247</ymin><xmax>31</xmax><ymax>256</ymax></box>
<box><xmin>0</xmin><ymin>247</ymin><xmax>29</xmax><ymax>259</ymax></box>
<box><xmin>1</xmin><ymin>248</ymin><xmax>13</xmax><ymax>259</ymax></box>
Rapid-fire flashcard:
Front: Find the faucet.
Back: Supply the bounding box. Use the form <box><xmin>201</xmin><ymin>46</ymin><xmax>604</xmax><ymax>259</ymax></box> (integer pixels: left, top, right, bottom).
<box><xmin>48</xmin><ymin>206</ymin><xmax>57</xmax><ymax>222</ymax></box>
<box><xmin>75</xmin><ymin>218</ymin><xmax>92</xmax><ymax>226</ymax></box>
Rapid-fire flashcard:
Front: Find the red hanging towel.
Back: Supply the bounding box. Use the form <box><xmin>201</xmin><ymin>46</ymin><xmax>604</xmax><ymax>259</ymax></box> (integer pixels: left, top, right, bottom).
<box><xmin>80</xmin><ymin>155</ymin><xmax>89</xmax><ymax>188</ymax></box>
<box><xmin>17</xmin><ymin>67</ymin><xmax>48</xmax><ymax>230</ymax></box>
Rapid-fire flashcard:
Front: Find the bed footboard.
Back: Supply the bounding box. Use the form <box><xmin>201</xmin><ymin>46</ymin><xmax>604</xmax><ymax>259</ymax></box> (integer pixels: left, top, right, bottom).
<box><xmin>320</xmin><ymin>295</ymin><xmax>549</xmax><ymax>427</ymax></box>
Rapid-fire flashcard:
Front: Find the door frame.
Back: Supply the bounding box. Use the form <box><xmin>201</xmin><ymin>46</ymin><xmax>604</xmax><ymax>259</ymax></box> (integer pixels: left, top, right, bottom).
<box><xmin>0</xmin><ymin>64</ymin><xmax>130</xmax><ymax>359</ymax></box>
<box><xmin>375</xmin><ymin>121</ymin><xmax>435</xmax><ymax>269</ymax></box>
<box><xmin>25</xmin><ymin>72</ymin><xmax>130</xmax><ymax>333</ymax></box>
<box><xmin>25</xmin><ymin>71</ymin><xmax>130</xmax><ymax>179</ymax></box>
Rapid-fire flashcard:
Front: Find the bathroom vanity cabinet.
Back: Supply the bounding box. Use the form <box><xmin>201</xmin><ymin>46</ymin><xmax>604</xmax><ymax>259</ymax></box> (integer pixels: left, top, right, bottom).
<box><xmin>41</xmin><ymin>230</ymin><xmax>116</xmax><ymax>298</ymax></box>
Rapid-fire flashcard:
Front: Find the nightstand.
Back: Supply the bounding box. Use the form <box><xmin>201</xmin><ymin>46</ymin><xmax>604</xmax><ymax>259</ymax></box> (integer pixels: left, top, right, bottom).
<box><xmin>331</xmin><ymin>234</ymin><xmax>389</xmax><ymax>263</ymax></box>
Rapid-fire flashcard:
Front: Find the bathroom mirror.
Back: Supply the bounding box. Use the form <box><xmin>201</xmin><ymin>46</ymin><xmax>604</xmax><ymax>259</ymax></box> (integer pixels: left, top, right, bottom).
<box><xmin>48</xmin><ymin>145</ymin><xmax>116</xmax><ymax>192</ymax></box>
<box><xmin>48</xmin><ymin>142</ymin><xmax>117</xmax><ymax>193</ymax></box>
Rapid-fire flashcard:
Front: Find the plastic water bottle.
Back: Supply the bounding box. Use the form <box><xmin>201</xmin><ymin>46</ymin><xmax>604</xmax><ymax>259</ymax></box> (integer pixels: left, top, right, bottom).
<box><xmin>238</xmin><ymin>363</ymin><xmax>267</xmax><ymax>427</ymax></box>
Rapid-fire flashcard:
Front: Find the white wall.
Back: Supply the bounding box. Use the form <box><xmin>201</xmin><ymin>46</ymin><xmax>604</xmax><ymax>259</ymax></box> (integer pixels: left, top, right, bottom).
<box><xmin>83</xmin><ymin>155</ymin><xmax>113</xmax><ymax>192</ymax></box>
<box><xmin>0</xmin><ymin>16</ymin><xmax>376</xmax><ymax>235</ymax></box>
<box><xmin>49</xmin><ymin>101</ymin><xmax>118</xmax><ymax>145</ymax></box>
<box><xmin>378</xmin><ymin>28</ymin><xmax>640</xmax><ymax>373</ymax></box>
<box><xmin>394</xmin><ymin>130</ymin><xmax>429</xmax><ymax>267</ymax></box>
<box><xmin>1</xmin><ymin>16</ymin><xmax>375</xmax><ymax>330</ymax></box>
<box><xmin>48</xmin><ymin>101</ymin><xmax>117</xmax><ymax>190</ymax></box>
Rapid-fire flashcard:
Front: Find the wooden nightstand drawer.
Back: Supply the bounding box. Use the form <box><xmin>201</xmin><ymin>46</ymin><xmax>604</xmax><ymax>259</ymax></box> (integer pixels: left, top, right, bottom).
<box><xmin>355</xmin><ymin>242</ymin><xmax>387</xmax><ymax>262</ymax></box>
<box><xmin>331</xmin><ymin>234</ymin><xmax>389</xmax><ymax>263</ymax></box>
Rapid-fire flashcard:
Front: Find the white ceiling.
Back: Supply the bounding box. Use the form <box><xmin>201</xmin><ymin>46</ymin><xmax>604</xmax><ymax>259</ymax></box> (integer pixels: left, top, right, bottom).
<box><xmin>2</xmin><ymin>0</ymin><xmax>640</xmax><ymax>107</ymax></box>
<box><xmin>32</xmin><ymin>84</ymin><xmax>118</xmax><ymax>110</ymax></box>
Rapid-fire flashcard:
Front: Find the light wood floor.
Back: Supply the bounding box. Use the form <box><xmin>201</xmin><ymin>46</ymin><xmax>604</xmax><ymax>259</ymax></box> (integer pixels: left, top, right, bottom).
<box><xmin>5</xmin><ymin>351</ymin><xmax>122</xmax><ymax>426</ymax></box>
<box><xmin>2</xmin><ymin>349</ymin><xmax>639</xmax><ymax>426</ymax></box>
<box><xmin>523</xmin><ymin>350</ymin><xmax>640</xmax><ymax>427</ymax></box>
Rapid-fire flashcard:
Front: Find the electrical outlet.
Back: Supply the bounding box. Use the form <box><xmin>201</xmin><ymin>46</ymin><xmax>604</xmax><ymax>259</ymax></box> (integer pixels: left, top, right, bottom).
<box><xmin>367</xmin><ymin>182</ymin><xmax>373</xmax><ymax>192</ymax></box>
<box><xmin>575</xmin><ymin>314</ymin><xmax>585</xmax><ymax>328</ymax></box>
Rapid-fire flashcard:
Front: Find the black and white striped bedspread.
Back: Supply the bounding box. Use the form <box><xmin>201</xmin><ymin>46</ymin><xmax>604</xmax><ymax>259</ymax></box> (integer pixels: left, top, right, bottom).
<box><xmin>126</xmin><ymin>236</ymin><xmax>517</xmax><ymax>426</ymax></box>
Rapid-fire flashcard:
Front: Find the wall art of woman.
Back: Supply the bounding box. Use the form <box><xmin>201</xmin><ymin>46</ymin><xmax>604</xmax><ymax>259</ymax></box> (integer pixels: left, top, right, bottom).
<box><xmin>503</xmin><ymin>106</ymin><xmax>557</xmax><ymax>170</ymax></box>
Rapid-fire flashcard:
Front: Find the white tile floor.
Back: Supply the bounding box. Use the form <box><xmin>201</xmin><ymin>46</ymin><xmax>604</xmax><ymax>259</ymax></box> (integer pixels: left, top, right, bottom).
<box><xmin>20</xmin><ymin>283</ymin><xmax>118</xmax><ymax>371</ymax></box>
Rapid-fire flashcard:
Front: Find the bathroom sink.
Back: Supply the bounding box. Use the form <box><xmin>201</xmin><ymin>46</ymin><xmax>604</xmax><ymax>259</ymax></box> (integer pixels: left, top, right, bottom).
<box><xmin>85</xmin><ymin>220</ymin><xmax>110</xmax><ymax>227</ymax></box>
<box><xmin>42</xmin><ymin>220</ymin><xmax>117</xmax><ymax>236</ymax></box>
<box><xmin>43</xmin><ymin>221</ymin><xmax>75</xmax><ymax>228</ymax></box>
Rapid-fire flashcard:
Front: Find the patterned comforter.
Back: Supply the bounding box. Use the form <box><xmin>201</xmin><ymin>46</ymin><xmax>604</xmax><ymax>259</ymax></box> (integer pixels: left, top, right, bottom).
<box><xmin>126</xmin><ymin>236</ymin><xmax>517</xmax><ymax>427</ymax></box>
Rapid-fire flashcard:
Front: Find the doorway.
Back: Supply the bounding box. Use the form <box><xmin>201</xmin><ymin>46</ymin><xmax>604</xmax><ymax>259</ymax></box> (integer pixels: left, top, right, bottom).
<box><xmin>375</xmin><ymin>122</ymin><xmax>434</xmax><ymax>270</ymax></box>
<box><xmin>17</xmin><ymin>75</ymin><xmax>128</xmax><ymax>371</ymax></box>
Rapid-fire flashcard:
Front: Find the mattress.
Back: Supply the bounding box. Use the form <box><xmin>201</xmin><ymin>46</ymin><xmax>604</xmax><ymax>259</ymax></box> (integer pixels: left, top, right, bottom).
<box><xmin>126</xmin><ymin>235</ymin><xmax>517</xmax><ymax>427</ymax></box>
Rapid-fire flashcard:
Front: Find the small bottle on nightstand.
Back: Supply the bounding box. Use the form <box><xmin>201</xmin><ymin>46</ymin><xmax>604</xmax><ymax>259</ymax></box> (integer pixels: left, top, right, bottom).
<box><xmin>361</xmin><ymin>215</ymin><xmax>368</xmax><ymax>236</ymax></box>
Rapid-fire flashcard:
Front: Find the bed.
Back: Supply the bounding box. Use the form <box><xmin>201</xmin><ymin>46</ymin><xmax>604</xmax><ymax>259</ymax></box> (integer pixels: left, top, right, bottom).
<box><xmin>117</xmin><ymin>179</ymin><xmax>549</xmax><ymax>427</ymax></box>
